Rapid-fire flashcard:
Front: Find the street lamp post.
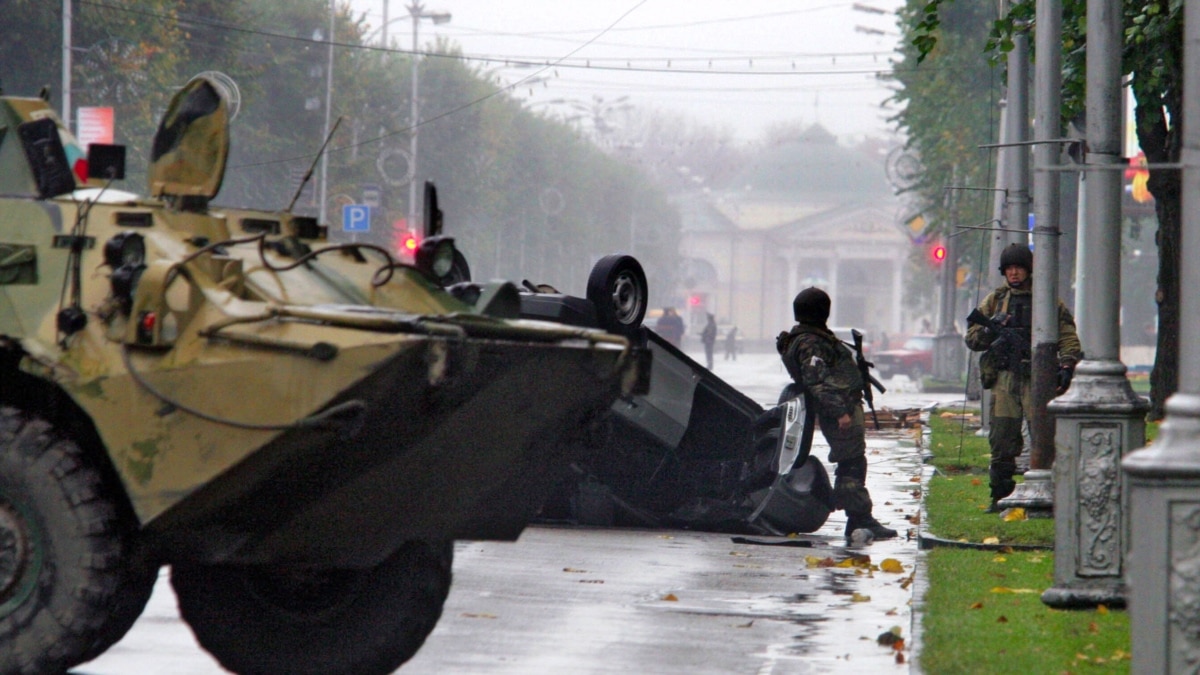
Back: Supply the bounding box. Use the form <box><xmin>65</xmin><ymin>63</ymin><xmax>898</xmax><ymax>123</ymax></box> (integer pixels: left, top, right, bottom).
<box><xmin>407</xmin><ymin>1</ymin><xmax>450</xmax><ymax>237</ymax></box>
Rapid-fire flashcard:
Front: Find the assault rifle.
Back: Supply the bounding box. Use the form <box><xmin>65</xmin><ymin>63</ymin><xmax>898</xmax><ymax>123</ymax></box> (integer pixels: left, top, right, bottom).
<box><xmin>851</xmin><ymin>329</ymin><xmax>886</xmax><ymax>430</ymax></box>
<box><xmin>966</xmin><ymin>308</ymin><xmax>1031</xmax><ymax>372</ymax></box>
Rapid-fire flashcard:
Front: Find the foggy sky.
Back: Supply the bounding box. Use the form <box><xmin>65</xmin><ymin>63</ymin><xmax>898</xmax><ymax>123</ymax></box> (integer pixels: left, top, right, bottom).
<box><xmin>346</xmin><ymin>0</ymin><xmax>906</xmax><ymax>144</ymax></box>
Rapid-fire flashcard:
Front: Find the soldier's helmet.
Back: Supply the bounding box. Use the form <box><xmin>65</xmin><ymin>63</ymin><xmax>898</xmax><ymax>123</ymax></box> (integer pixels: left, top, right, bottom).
<box><xmin>793</xmin><ymin>287</ymin><xmax>831</xmax><ymax>324</ymax></box>
<box><xmin>998</xmin><ymin>243</ymin><xmax>1033</xmax><ymax>274</ymax></box>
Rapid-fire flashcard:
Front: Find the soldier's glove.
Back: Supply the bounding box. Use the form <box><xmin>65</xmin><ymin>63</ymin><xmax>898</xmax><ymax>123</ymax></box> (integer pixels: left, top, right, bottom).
<box><xmin>1056</xmin><ymin>365</ymin><xmax>1075</xmax><ymax>393</ymax></box>
<box><xmin>776</xmin><ymin>331</ymin><xmax>790</xmax><ymax>355</ymax></box>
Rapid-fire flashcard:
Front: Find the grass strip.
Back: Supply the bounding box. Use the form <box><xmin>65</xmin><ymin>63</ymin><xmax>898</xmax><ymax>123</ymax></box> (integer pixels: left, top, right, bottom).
<box><xmin>919</xmin><ymin>548</ymin><xmax>1131</xmax><ymax>674</ymax></box>
<box><xmin>917</xmin><ymin>407</ymin><xmax>1151</xmax><ymax>674</ymax></box>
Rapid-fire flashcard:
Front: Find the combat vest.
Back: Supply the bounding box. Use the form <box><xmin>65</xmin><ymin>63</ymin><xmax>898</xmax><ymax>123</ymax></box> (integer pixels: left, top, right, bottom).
<box><xmin>780</xmin><ymin>324</ymin><xmax>864</xmax><ymax>398</ymax></box>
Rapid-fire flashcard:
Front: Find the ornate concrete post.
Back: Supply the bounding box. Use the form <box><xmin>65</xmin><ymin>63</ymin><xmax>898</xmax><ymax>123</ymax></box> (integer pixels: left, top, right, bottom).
<box><xmin>1121</xmin><ymin>0</ymin><xmax>1200</xmax><ymax>669</ymax></box>
<box><xmin>1040</xmin><ymin>0</ymin><xmax>1147</xmax><ymax>608</ymax></box>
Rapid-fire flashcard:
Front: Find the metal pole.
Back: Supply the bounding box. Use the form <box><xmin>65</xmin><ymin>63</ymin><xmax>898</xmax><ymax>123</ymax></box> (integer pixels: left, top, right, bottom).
<box><xmin>408</xmin><ymin>1</ymin><xmax>422</xmax><ymax>237</ymax></box>
<box><xmin>62</xmin><ymin>0</ymin><xmax>71</xmax><ymax>130</ymax></box>
<box><xmin>1008</xmin><ymin>0</ymin><xmax>1063</xmax><ymax>514</ymax></box>
<box><xmin>1123</xmin><ymin>1</ymin><xmax>1200</xmax><ymax>670</ymax></box>
<box><xmin>319</xmin><ymin>0</ymin><xmax>334</xmax><ymax>224</ymax></box>
<box><xmin>382</xmin><ymin>0</ymin><xmax>389</xmax><ymax>46</ymax></box>
<box><xmin>1043</xmin><ymin>0</ymin><xmax>1146</xmax><ymax>609</ymax></box>
<box><xmin>1004</xmin><ymin>33</ymin><xmax>1031</xmax><ymax>251</ymax></box>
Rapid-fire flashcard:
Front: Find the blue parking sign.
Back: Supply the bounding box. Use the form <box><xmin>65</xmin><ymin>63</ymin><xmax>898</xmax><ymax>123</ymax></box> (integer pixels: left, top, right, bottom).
<box><xmin>343</xmin><ymin>204</ymin><xmax>371</xmax><ymax>232</ymax></box>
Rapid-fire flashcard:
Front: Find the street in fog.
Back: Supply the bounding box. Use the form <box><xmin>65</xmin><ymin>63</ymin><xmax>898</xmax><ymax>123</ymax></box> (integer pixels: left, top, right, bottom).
<box><xmin>77</xmin><ymin>351</ymin><xmax>964</xmax><ymax>674</ymax></box>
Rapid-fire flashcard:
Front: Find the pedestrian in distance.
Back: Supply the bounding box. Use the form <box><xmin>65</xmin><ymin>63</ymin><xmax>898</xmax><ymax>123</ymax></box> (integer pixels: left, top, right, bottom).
<box><xmin>964</xmin><ymin>243</ymin><xmax>1082</xmax><ymax>512</ymax></box>
<box><xmin>776</xmin><ymin>287</ymin><xmax>899</xmax><ymax>541</ymax></box>
<box><xmin>655</xmin><ymin>307</ymin><xmax>685</xmax><ymax>348</ymax></box>
<box><xmin>724</xmin><ymin>326</ymin><xmax>739</xmax><ymax>361</ymax></box>
<box><xmin>701</xmin><ymin>314</ymin><xmax>718</xmax><ymax>369</ymax></box>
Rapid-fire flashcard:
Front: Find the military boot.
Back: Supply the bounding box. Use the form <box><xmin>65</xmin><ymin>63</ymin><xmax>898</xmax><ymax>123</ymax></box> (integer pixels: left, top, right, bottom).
<box><xmin>988</xmin><ymin>459</ymin><xmax>1018</xmax><ymax>512</ymax></box>
<box><xmin>845</xmin><ymin>512</ymin><xmax>898</xmax><ymax>540</ymax></box>
<box><xmin>833</xmin><ymin>472</ymin><xmax>898</xmax><ymax>541</ymax></box>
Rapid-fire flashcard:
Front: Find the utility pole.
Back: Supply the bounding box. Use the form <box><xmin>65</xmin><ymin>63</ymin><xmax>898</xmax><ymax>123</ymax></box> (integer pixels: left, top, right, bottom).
<box><xmin>319</xmin><ymin>0</ymin><xmax>334</xmax><ymax>225</ymax></box>
<box><xmin>1005</xmin><ymin>2</ymin><xmax>1065</xmax><ymax>516</ymax></box>
<box><xmin>1123</xmin><ymin>0</ymin><xmax>1200</xmax><ymax>668</ymax></box>
<box><xmin>405</xmin><ymin>2</ymin><xmax>450</xmax><ymax>237</ymax></box>
<box><xmin>1043</xmin><ymin>0</ymin><xmax>1146</xmax><ymax>610</ymax></box>
<box><xmin>61</xmin><ymin>0</ymin><xmax>71</xmax><ymax>131</ymax></box>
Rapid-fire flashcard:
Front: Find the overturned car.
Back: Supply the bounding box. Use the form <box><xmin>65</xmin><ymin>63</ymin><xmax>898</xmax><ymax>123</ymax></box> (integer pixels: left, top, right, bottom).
<box><xmin>457</xmin><ymin>255</ymin><xmax>837</xmax><ymax>535</ymax></box>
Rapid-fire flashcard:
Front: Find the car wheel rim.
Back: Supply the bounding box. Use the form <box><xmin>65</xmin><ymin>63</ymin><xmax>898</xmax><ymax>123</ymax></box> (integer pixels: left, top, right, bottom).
<box><xmin>0</xmin><ymin>495</ymin><xmax>42</xmax><ymax>616</ymax></box>
<box><xmin>610</xmin><ymin>272</ymin><xmax>644</xmax><ymax>326</ymax></box>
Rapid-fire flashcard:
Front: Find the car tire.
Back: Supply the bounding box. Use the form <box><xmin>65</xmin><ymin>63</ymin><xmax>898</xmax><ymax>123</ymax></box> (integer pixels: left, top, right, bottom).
<box><xmin>0</xmin><ymin>407</ymin><xmax>156</xmax><ymax>675</ymax></box>
<box><xmin>586</xmin><ymin>254</ymin><xmax>648</xmax><ymax>336</ymax></box>
<box><xmin>173</xmin><ymin>540</ymin><xmax>452</xmax><ymax>675</ymax></box>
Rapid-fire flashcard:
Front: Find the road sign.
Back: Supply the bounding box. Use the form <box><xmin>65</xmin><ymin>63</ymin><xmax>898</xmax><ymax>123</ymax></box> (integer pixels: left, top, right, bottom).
<box><xmin>343</xmin><ymin>204</ymin><xmax>371</xmax><ymax>232</ymax></box>
<box><xmin>362</xmin><ymin>184</ymin><xmax>382</xmax><ymax>209</ymax></box>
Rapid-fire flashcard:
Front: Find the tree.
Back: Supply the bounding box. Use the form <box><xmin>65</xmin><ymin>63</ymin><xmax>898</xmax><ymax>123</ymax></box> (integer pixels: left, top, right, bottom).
<box><xmin>907</xmin><ymin>0</ymin><xmax>1182</xmax><ymax>419</ymax></box>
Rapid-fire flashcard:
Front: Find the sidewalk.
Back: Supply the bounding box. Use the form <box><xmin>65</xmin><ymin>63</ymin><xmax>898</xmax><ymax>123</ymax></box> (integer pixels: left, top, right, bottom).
<box><xmin>783</xmin><ymin>416</ymin><xmax>928</xmax><ymax>672</ymax></box>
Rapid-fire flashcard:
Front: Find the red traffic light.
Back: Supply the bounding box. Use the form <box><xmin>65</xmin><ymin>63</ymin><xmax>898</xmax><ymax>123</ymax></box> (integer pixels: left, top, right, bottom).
<box><xmin>396</xmin><ymin>229</ymin><xmax>420</xmax><ymax>256</ymax></box>
<box><xmin>929</xmin><ymin>243</ymin><xmax>947</xmax><ymax>265</ymax></box>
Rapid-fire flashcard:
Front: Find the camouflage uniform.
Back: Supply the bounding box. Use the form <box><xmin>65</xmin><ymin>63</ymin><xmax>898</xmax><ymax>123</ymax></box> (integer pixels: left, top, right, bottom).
<box><xmin>964</xmin><ymin>284</ymin><xmax>1082</xmax><ymax>502</ymax></box>
<box><xmin>776</xmin><ymin>323</ymin><xmax>873</xmax><ymax>517</ymax></box>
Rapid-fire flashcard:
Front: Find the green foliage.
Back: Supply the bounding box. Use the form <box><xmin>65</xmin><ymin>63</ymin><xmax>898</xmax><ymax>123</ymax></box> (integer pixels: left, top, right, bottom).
<box><xmin>1</xmin><ymin>2</ymin><xmax>682</xmax><ymax>301</ymax></box>
<box><xmin>921</xmin><ymin>549</ymin><xmax>1131</xmax><ymax>674</ymax></box>
<box><xmin>892</xmin><ymin>0</ymin><xmax>1001</xmax><ymax>302</ymax></box>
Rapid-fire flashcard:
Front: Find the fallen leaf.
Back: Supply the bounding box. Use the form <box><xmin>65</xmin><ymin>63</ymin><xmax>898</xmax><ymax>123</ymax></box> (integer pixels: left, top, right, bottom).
<box><xmin>1097</xmin><ymin>604</ymin><xmax>1110</xmax><ymax>615</ymax></box>
<box><xmin>658</xmin><ymin>535</ymin><xmax>674</xmax><ymax>540</ymax></box>
<box><xmin>970</xmin><ymin>478</ymin><xmax>982</xmax><ymax>486</ymax></box>
<box><xmin>885</xmin><ymin>608</ymin><xmax>898</xmax><ymax>616</ymax></box>
<box><xmin>982</xmin><ymin>536</ymin><xmax>1000</xmax><ymax>545</ymax></box>
<box><xmin>735</xmin><ymin>620</ymin><xmax>754</xmax><ymax>628</ymax></box>
<box><xmin>662</xmin><ymin>593</ymin><xmax>678</xmax><ymax>601</ymax></box>
<box><xmin>895</xmin><ymin>652</ymin><xmax>906</xmax><ymax>664</ymax></box>
<box><xmin>563</xmin><ymin>567</ymin><xmax>587</xmax><ymax>573</ymax></box>
<box><xmin>877</xmin><ymin>628</ymin><xmax>903</xmax><ymax>646</ymax></box>
<box><xmin>970</xmin><ymin>602</ymin><xmax>984</xmax><ymax>609</ymax></box>
<box><xmin>990</xmin><ymin>587</ymin><xmax>1039</xmax><ymax>594</ymax></box>
<box><xmin>851</xmin><ymin>592</ymin><xmax>871</xmax><ymax>602</ymax></box>
<box><xmin>1003</xmin><ymin>507</ymin><xmax>1028</xmax><ymax>522</ymax></box>
<box><xmin>461</xmin><ymin>613</ymin><xmax>497</xmax><ymax>619</ymax></box>
<box><xmin>905</xmin><ymin>513</ymin><xmax>921</xmax><ymax>524</ymax></box>
<box><xmin>880</xmin><ymin>558</ymin><xmax>905</xmax><ymax>573</ymax></box>
<box><xmin>997</xmin><ymin>615</ymin><xmax>1008</xmax><ymax>623</ymax></box>
<box><xmin>1088</xmin><ymin>622</ymin><xmax>1099</xmax><ymax>633</ymax></box>
<box><xmin>909</xmin><ymin>476</ymin><xmax>922</xmax><ymax>483</ymax></box>
<box><xmin>579</xmin><ymin>579</ymin><xmax>604</xmax><ymax>584</ymax></box>
<box><xmin>992</xmin><ymin>555</ymin><xmax>1007</xmax><ymax>563</ymax></box>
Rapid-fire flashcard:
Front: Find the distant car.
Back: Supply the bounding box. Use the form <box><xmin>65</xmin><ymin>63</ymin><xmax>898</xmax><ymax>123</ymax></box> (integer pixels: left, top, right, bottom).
<box><xmin>872</xmin><ymin>334</ymin><xmax>936</xmax><ymax>380</ymax></box>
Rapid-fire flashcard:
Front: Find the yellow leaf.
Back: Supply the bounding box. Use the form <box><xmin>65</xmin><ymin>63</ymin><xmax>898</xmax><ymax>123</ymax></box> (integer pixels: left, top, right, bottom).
<box><xmin>992</xmin><ymin>555</ymin><xmax>1008</xmax><ymax>563</ymax></box>
<box><xmin>982</xmin><ymin>536</ymin><xmax>1000</xmax><ymax>545</ymax></box>
<box><xmin>1097</xmin><ymin>604</ymin><xmax>1110</xmax><ymax>615</ymax></box>
<box><xmin>1003</xmin><ymin>507</ymin><xmax>1028</xmax><ymax>522</ymax></box>
<box><xmin>662</xmin><ymin>593</ymin><xmax>678</xmax><ymax>601</ymax></box>
<box><xmin>880</xmin><ymin>558</ymin><xmax>905</xmax><ymax>573</ymax></box>
<box><xmin>991</xmin><ymin>586</ymin><xmax>1039</xmax><ymax>594</ymax></box>
<box><xmin>851</xmin><ymin>592</ymin><xmax>871</xmax><ymax>602</ymax></box>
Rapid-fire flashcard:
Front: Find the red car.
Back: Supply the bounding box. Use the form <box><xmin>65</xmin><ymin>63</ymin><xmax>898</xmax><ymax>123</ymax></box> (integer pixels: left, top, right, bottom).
<box><xmin>871</xmin><ymin>334</ymin><xmax>936</xmax><ymax>380</ymax></box>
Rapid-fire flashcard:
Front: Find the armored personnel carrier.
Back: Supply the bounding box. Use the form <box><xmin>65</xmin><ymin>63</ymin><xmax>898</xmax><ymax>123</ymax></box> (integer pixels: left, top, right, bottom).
<box><xmin>0</xmin><ymin>77</ymin><xmax>642</xmax><ymax>674</ymax></box>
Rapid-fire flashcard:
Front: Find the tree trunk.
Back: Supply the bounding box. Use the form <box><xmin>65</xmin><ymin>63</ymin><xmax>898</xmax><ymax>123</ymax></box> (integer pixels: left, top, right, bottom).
<box><xmin>1134</xmin><ymin>85</ymin><xmax>1181</xmax><ymax>421</ymax></box>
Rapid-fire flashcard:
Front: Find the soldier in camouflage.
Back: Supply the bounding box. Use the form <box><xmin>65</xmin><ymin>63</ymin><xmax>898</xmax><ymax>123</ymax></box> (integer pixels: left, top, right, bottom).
<box><xmin>777</xmin><ymin>287</ymin><xmax>898</xmax><ymax>541</ymax></box>
<box><xmin>965</xmin><ymin>243</ymin><xmax>1082</xmax><ymax>510</ymax></box>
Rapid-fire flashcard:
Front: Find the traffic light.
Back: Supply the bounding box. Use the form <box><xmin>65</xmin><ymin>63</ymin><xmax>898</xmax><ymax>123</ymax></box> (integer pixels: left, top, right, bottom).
<box><xmin>929</xmin><ymin>242</ymin><xmax>947</xmax><ymax>266</ymax></box>
<box><xmin>394</xmin><ymin>225</ymin><xmax>419</xmax><ymax>257</ymax></box>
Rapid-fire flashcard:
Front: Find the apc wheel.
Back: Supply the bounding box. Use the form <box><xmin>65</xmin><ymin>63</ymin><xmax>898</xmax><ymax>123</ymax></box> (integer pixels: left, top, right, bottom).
<box><xmin>172</xmin><ymin>540</ymin><xmax>453</xmax><ymax>675</ymax></box>
<box><xmin>0</xmin><ymin>407</ymin><xmax>155</xmax><ymax>675</ymax></box>
<box><xmin>586</xmin><ymin>254</ymin><xmax>648</xmax><ymax>336</ymax></box>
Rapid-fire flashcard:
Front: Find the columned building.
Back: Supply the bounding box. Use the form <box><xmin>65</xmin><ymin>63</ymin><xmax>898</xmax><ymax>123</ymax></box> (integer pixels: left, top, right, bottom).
<box><xmin>674</xmin><ymin>127</ymin><xmax>912</xmax><ymax>348</ymax></box>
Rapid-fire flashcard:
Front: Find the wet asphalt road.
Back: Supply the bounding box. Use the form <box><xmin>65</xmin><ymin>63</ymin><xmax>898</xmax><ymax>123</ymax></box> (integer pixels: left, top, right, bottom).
<box><xmin>77</xmin><ymin>352</ymin><xmax>965</xmax><ymax>675</ymax></box>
